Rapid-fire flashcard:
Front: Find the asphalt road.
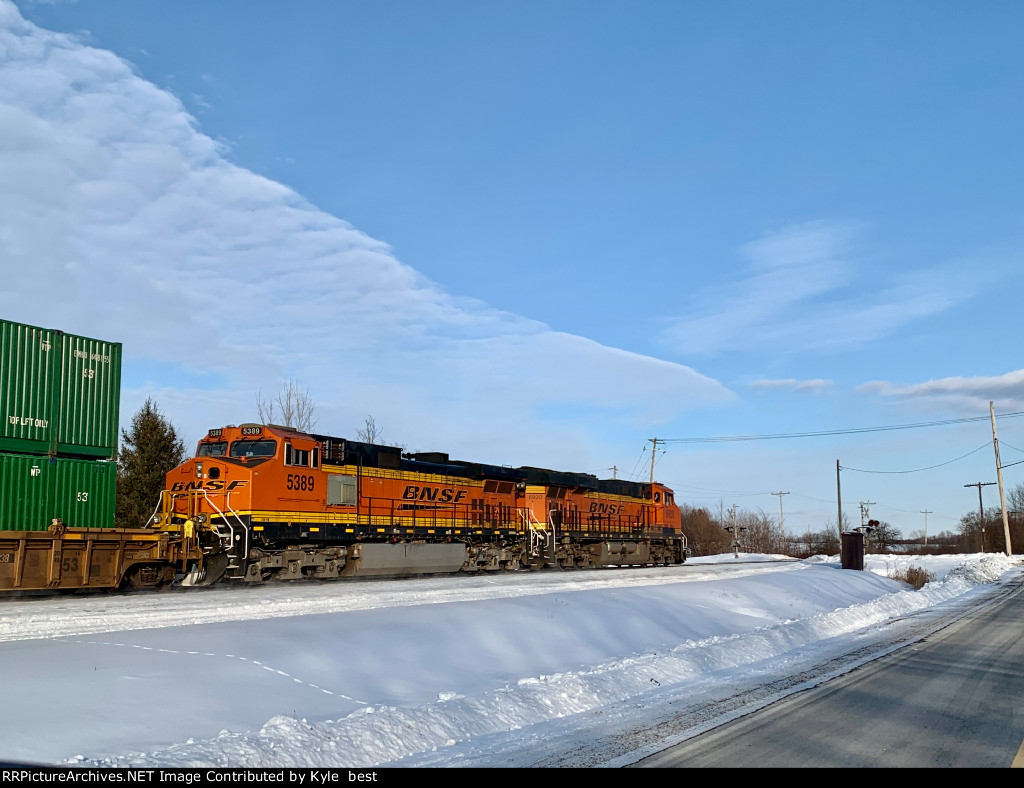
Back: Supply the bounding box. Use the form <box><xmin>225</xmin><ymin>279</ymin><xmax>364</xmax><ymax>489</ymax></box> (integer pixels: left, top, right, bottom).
<box><xmin>634</xmin><ymin>576</ymin><xmax>1024</xmax><ymax>768</ymax></box>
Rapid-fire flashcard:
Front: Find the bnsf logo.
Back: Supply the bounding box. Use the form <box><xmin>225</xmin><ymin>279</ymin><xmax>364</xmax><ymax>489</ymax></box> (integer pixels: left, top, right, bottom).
<box><xmin>402</xmin><ymin>485</ymin><xmax>468</xmax><ymax>503</ymax></box>
<box><xmin>170</xmin><ymin>480</ymin><xmax>249</xmax><ymax>492</ymax></box>
<box><xmin>589</xmin><ymin>502</ymin><xmax>624</xmax><ymax>514</ymax></box>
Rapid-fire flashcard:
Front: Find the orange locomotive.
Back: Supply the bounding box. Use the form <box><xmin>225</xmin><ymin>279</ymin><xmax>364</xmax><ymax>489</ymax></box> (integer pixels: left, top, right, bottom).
<box><xmin>155</xmin><ymin>423</ymin><xmax>688</xmax><ymax>583</ymax></box>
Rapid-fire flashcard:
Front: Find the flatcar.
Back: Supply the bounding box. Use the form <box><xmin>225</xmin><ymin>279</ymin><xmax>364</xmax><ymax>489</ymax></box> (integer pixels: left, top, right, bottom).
<box><xmin>0</xmin><ymin>318</ymin><xmax>207</xmax><ymax>592</ymax></box>
<box><xmin>154</xmin><ymin>423</ymin><xmax>689</xmax><ymax>583</ymax></box>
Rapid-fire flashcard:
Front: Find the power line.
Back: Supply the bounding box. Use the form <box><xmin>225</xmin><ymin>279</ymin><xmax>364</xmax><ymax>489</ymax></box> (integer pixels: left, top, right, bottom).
<box><xmin>626</xmin><ymin>445</ymin><xmax>648</xmax><ymax>482</ymax></box>
<box><xmin>671</xmin><ymin>486</ymin><xmax>963</xmax><ymax>525</ymax></box>
<box><xmin>671</xmin><ymin>483</ymin><xmax>772</xmax><ymax>496</ymax></box>
<box><xmin>657</xmin><ymin>411</ymin><xmax>1024</xmax><ymax>444</ymax></box>
<box><xmin>675</xmin><ymin>490</ymin><xmax>773</xmax><ymax>499</ymax></box>
<box><xmin>840</xmin><ymin>441</ymin><xmax>993</xmax><ymax>474</ymax></box>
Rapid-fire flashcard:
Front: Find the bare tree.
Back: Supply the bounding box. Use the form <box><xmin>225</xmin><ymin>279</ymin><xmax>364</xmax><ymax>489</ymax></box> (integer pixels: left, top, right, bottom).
<box><xmin>959</xmin><ymin>505</ymin><xmax>1014</xmax><ymax>554</ymax></box>
<box><xmin>356</xmin><ymin>415</ymin><xmax>382</xmax><ymax>444</ymax></box>
<box><xmin>679</xmin><ymin>505</ymin><xmax>730</xmax><ymax>557</ymax></box>
<box><xmin>736</xmin><ymin>508</ymin><xmax>789</xmax><ymax>555</ymax></box>
<box><xmin>1008</xmin><ymin>481</ymin><xmax>1024</xmax><ymax>516</ymax></box>
<box><xmin>679</xmin><ymin>503</ymin><xmax>794</xmax><ymax>557</ymax></box>
<box><xmin>256</xmin><ymin>379</ymin><xmax>318</xmax><ymax>432</ymax></box>
<box><xmin>794</xmin><ymin>526</ymin><xmax>840</xmax><ymax>558</ymax></box>
<box><xmin>866</xmin><ymin>520</ymin><xmax>901</xmax><ymax>553</ymax></box>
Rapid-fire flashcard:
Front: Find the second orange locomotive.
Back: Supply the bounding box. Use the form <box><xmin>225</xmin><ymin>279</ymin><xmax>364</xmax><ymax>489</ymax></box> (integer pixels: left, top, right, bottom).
<box><xmin>155</xmin><ymin>423</ymin><xmax>688</xmax><ymax>583</ymax></box>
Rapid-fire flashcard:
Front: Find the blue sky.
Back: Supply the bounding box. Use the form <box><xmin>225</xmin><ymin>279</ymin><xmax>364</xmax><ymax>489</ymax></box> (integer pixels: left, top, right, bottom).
<box><xmin>3</xmin><ymin>0</ymin><xmax>1023</xmax><ymax>537</ymax></box>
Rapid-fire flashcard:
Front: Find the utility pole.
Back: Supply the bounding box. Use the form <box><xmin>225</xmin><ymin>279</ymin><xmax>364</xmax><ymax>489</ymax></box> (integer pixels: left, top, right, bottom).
<box><xmin>609</xmin><ymin>466</ymin><xmax>618</xmax><ymax>480</ymax></box>
<box><xmin>964</xmin><ymin>482</ymin><xmax>996</xmax><ymax>553</ymax></box>
<box><xmin>990</xmin><ymin>401</ymin><xmax>1013</xmax><ymax>557</ymax></box>
<box><xmin>836</xmin><ymin>460</ymin><xmax>843</xmax><ymax>540</ymax></box>
<box><xmin>772</xmin><ymin>491</ymin><xmax>789</xmax><ymax>548</ymax></box>
<box><xmin>647</xmin><ymin>439</ymin><xmax>661</xmax><ymax>529</ymax></box>
<box><xmin>919</xmin><ymin>510</ymin><xmax>932</xmax><ymax>548</ymax></box>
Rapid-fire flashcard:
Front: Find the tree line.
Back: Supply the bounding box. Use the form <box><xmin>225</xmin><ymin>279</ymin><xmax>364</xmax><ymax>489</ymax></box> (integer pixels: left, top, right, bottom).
<box><xmin>954</xmin><ymin>485</ymin><xmax>1024</xmax><ymax>555</ymax></box>
<box><xmin>679</xmin><ymin>490</ymin><xmax>1024</xmax><ymax>558</ymax></box>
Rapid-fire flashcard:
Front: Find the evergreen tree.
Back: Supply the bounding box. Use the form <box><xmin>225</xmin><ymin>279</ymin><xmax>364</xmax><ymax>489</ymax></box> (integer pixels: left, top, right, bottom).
<box><xmin>116</xmin><ymin>398</ymin><xmax>185</xmax><ymax>529</ymax></box>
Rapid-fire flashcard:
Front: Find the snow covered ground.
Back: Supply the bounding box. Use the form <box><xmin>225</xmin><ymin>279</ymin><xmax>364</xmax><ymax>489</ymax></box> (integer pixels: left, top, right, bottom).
<box><xmin>0</xmin><ymin>552</ymin><xmax>1020</xmax><ymax>768</ymax></box>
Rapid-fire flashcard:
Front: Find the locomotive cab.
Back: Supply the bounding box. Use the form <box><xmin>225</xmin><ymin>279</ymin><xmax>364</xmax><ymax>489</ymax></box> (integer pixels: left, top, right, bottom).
<box><xmin>159</xmin><ymin>424</ymin><xmax>324</xmax><ymax>529</ymax></box>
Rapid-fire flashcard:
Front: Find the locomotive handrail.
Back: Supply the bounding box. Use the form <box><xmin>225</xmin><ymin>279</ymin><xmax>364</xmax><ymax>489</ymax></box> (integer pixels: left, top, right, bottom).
<box><xmin>363</xmin><ymin>496</ymin><xmax>518</xmax><ymax>532</ymax></box>
<box><xmin>146</xmin><ymin>494</ymin><xmax>165</xmax><ymax>529</ymax></box>
<box><xmin>165</xmin><ymin>487</ymin><xmax>248</xmax><ymax>572</ymax></box>
<box><xmin>198</xmin><ymin>489</ymin><xmax>249</xmax><ymax>569</ymax></box>
<box><xmin>519</xmin><ymin>508</ymin><xmax>550</xmax><ymax>557</ymax></box>
<box><xmin>223</xmin><ymin>490</ymin><xmax>250</xmax><ymax>569</ymax></box>
<box><xmin>168</xmin><ymin>487</ymin><xmax>246</xmax><ymax>535</ymax></box>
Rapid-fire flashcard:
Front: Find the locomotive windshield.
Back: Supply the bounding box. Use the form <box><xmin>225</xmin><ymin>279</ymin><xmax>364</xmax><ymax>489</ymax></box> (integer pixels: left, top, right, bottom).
<box><xmin>197</xmin><ymin>441</ymin><xmax>228</xmax><ymax>457</ymax></box>
<box><xmin>230</xmin><ymin>439</ymin><xmax>277</xmax><ymax>458</ymax></box>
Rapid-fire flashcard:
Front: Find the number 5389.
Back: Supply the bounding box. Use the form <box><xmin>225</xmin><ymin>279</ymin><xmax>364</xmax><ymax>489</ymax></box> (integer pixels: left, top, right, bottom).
<box><xmin>286</xmin><ymin>474</ymin><xmax>314</xmax><ymax>491</ymax></box>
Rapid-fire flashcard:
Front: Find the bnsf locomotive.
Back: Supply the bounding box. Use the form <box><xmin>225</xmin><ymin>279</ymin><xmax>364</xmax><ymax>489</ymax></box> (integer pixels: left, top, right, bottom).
<box><xmin>154</xmin><ymin>423</ymin><xmax>689</xmax><ymax>584</ymax></box>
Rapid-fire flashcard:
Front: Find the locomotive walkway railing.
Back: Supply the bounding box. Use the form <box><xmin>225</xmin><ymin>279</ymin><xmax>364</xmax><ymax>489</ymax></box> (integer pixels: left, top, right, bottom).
<box><xmin>518</xmin><ymin>508</ymin><xmax>553</xmax><ymax>557</ymax></box>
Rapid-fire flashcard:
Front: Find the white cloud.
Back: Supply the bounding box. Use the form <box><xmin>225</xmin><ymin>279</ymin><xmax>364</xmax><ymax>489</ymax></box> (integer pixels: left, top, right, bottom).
<box><xmin>749</xmin><ymin>378</ymin><xmax>834</xmax><ymax>392</ymax></box>
<box><xmin>662</xmin><ymin>221</ymin><xmax>981</xmax><ymax>357</ymax></box>
<box><xmin>0</xmin><ymin>2</ymin><xmax>733</xmax><ymax>458</ymax></box>
<box><xmin>859</xmin><ymin>370</ymin><xmax>1024</xmax><ymax>413</ymax></box>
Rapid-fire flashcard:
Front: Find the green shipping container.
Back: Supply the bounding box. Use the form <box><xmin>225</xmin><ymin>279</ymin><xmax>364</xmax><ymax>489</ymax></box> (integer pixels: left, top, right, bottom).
<box><xmin>0</xmin><ymin>453</ymin><xmax>117</xmax><ymax>531</ymax></box>
<box><xmin>0</xmin><ymin>454</ymin><xmax>50</xmax><ymax>531</ymax></box>
<box><xmin>0</xmin><ymin>319</ymin><xmax>122</xmax><ymax>459</ymax></box>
